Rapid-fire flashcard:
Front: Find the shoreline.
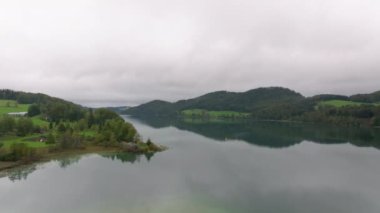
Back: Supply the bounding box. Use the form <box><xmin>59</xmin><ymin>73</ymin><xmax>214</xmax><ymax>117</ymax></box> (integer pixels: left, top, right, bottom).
<box><xmin>0</xmin><ymin>146</ymin><xmax>122</xmax><ymax>172</ymax></box>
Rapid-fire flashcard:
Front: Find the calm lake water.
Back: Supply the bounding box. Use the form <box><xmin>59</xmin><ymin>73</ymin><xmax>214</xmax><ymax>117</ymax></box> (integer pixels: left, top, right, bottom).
<box><xmin>1</xmin><ymin>116</ymin><xmax>380</xmax><ymax>213</ymax></box>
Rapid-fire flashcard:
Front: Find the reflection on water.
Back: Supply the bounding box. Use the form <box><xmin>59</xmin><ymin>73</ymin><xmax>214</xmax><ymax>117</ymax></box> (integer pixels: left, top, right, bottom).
<box><xmin>1</xmin><ymin>116</ymin><xmax>380</xmax><ymax>213</ymax></box>
<box><xmin>1</xmin><ymin>116</ymin><xmax>380</xmax><ymax>182</ymax></box>
<box><xmin>0</xmin><ymin>153</ymin><xmax>154</xmax><ymax>182</ymax></box>
<box><xmin>0</xmin><ymin>155</ymin><xmax>83</xmax><ymax>181</ymax></box>
<box><xmin>102</xmin><ymin>152</ymin><xmax>156</xmax><ymax>163</ymax></box>
<box><xmin>4</xmin><ymin>165</ymin><xmax>37</xmax><ymax>182</ymax></box>
<box><xmin>58</xmin><ymin>155</ymin><xmax>82</xmax><ymax>168</ymax></box>
<box><xmin>134</xmin><ymin>116</ymin><xmax>380</xmax><ymax>149</ymax></box>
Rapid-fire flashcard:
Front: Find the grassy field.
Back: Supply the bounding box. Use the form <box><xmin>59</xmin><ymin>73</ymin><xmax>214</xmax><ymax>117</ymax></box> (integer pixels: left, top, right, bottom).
<box><xmin>1</xmin><ymin>134</ymin><xmax>52</xmax><ymax>149</ymax></box>
<box><xmin>0</xmin><ymin>100</ymin><xmax>29</xmax><ymax>115</ymax></box>
<box><xmin>318</xmin><ymin>100</ymin><xmax>365</xmax><ymax>108</ymax></box>
<box><xmin>0</xmin><ymin>99</ymin><xmax>51</xmax><ymax>149</ymax></box>
<box><xmin>182</xmin><ymin>109</ymin><xmax>250</xmax><ymax>118</ymax></box>
<box><xmin>31</xmin><ymin>116</ymin><xmax>49</xmax><ymax>127</ymax></box>
<box><xmin>318</xmin><ymin>100</ymin><xmax>380</xmax><ymax>108</ymax></box>
<box><xmin>0</xmin><ymin>99</ymin><xmax>49</xmax><ymax>127</ymax></box>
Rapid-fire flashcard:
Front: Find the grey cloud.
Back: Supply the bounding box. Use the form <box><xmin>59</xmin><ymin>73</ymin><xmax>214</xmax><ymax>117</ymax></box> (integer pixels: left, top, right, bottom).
<box><xmin>1</xmin><ymin>0</ymin><xmax>380</xmax><ymax>106</ymax></box>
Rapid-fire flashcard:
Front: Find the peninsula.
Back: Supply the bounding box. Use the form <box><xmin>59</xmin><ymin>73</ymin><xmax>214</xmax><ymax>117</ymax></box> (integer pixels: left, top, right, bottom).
<box><xmin>0</xmin><ymin>89</ymin><xmax>165</xmax><ymax>171</ymax></box>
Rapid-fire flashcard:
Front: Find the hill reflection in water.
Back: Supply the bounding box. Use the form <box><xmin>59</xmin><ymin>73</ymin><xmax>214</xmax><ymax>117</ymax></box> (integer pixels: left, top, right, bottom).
<box><xmin>132</xmin><ymin>116</ymin><xmax>380</xmax><ymax>149</ymax></box>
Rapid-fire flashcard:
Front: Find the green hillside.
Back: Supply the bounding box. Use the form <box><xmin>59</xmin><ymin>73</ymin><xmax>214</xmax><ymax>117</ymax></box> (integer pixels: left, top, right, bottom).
<box><xmin>125</xmin><ymin>87</ymin><xmax>380</xmax><ymax>127</ymax></box>
<box><xmin>126</xmin><ymin>87</ymin><xmax>304</xmax><ymax>116</ymax></box>
<box><xmin>350</xmin><ymin>91</ymin><xmax>380</xmax><ymax>103</ymax></box>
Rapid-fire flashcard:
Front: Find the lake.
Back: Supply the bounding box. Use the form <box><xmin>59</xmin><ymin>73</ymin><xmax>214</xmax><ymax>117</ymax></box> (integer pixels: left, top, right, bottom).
<box><xmin>1</xmin><ymin>116</ymin><xmax>380</xmax><ymax>213</ymax></box>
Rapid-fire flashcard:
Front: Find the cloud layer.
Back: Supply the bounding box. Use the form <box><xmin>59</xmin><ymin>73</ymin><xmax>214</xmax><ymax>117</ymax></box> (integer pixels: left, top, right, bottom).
<box><xmin>1</xmin><ymin>0</ymin><xmax>380</xmax><ymax>106</ymax></box>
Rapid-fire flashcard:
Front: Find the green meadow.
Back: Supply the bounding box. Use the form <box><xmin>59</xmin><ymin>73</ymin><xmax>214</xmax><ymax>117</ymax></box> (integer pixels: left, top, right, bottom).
<box><xmin>0</xmin><ymin>100</ymin><xmax>29</xmax><ymax>115</ymax></box>
<box><xmin>0</xmin><ymin>99</ymin><xmax>48</xmax><ymax>127</ymax></box>
<box><xmin>1</xmin><ymin>134</ymin><xmax>51</xmax><ymax>149</ymax></box>
<box><xmin>0</xmin><ymin>100</ymin><xmax>51</xmax><ymax>150</ymax></box>
<box><xmin>318</xmin><ymin>100</ymin><xmax>380</xmax><ymax>108</ymax></box>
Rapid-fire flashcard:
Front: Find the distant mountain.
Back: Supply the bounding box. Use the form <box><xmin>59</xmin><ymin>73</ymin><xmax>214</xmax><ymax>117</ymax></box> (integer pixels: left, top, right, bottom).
<box><xmin>306</xmin><ymin>91</ymin><xmax>380</xmax><ymax>103</ymax></box>
<box><xmin>124</xmin><ymin>87</ymin><xmax>380</xmax><ymax>127</ymax></box>
<box><xmin>125</xmin><ymin>87</ymin><xmax>304</xmax><ymax>116</ymax></box>
<box><xmin>308</xmin><ymin>94</ymin><xmax>349</xmax><ymax>102</ymax></box>
<box><xmin>126</xmin><ymin>100</ymin><xmax>177</xmax><ymax>116</ymax></box>
<box><xmin>350</xmin><ymin>91</ymin><xmax>380</xmax><ymax>103</ymax></box>
<box><xmin>107</xmin><ymin>106</ymin><xmax>131</xmax><ymax>113</ymax></box>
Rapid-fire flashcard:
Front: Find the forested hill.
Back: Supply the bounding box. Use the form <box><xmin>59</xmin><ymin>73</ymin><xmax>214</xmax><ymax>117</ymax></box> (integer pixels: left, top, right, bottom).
<box><xmin>125</xmin><ymin>87</ymin><xmax>304</xmax><ymax>116</ymax></box>
<box><xmin>0</xmin><ymin>89</ymin><xmax>76</xmax><ymax>105</ymax></box>
<box><xmin>124</xmin><ymin>87</ymin><xmax>380</xmax><ymax>127</ymax></box>
<box><xmin>0</xmin><ymin>89</ymin><xmax>85</xmax><ymax>122</ymax></box>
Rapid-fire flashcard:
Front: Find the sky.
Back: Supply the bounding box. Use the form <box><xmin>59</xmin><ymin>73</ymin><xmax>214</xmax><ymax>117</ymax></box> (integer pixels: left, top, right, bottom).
<box><xmin>1</xmin><ymin>0</ymin><xmax>380</xmax><ymax>106</ymax></box>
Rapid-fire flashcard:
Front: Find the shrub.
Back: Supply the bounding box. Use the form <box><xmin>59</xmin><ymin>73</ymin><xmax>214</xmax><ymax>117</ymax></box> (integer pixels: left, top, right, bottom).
<box><xmin>27</xmin><ymin>104</ymin><xmax>41</xmax><ymax>116</ymax></box>
<box><xmin>0</xmin><ymin>116</ymin><xmax>16</xmax><ymax>134</ymax></box>
<box><xmin>16</xmin><ymin>117</ymin><xmax>34</xmax><ymax>136</ymax></box>
<box><xmin>46</xmin><ymin>133</ymin><xmax>56</xmax><ymax>144</ymax></box>
<box><xmin>57</xmin><ymin>123</ymin><xmax>67</xmax><ymax>133</ymax></box>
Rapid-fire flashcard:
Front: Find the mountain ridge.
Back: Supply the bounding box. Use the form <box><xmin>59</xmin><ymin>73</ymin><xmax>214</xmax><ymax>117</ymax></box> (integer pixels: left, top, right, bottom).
<box><xmin>126</xmin><ymin>87</ymin><xmax>305</xmax><ymax>116</ymax></box>
<box><xmin>124</xmin><ymin>86</ymin><xmax>380</xmax><ymax>127</ymax></box>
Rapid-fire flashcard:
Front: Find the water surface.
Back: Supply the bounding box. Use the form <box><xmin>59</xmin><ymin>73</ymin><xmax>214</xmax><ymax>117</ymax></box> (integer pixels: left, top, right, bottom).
<box><xmin>1</xmin><ymin>116</ymin><xmax>380</xmax><ymax>213</ymax></box>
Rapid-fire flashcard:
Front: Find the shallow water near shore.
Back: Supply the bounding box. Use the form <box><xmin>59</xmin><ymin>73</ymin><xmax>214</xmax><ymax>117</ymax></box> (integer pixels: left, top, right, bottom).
<box><xmin>1</xmin><ymin>116</ymin><xmax>380</xmax><ymax>213</ymax></box>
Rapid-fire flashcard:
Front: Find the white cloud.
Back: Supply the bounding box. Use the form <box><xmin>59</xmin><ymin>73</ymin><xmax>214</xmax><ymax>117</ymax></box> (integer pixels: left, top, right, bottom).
<box><xmin>1</xmin><ymin>0</ymin><xmax>380</xmax><ymax>106</ymax></box>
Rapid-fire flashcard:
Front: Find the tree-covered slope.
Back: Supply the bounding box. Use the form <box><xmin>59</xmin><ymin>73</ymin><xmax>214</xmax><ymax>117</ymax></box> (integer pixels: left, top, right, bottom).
<box><xmin>126</xmin><ymin>100</ymin><xmax>176</xmax><ymax>116</ymax></box>
<box><xmin>350</xmin><ymin>91</ymin><xmax>380</xmax><ymax>103</ymax></box>
<box><xmin>126</xmin><ymin>87</ymin><xmax>304</xmax><ymax>116</ymax></box>
<box><xmin>0</xmin><ymin>89</ymin><xmax>85</xmax><ymax>122</ymax></box>
<box><xmin>125</xmin><ymin>87</ymin><xmax>380</xmax><ymax>127</ymax></box>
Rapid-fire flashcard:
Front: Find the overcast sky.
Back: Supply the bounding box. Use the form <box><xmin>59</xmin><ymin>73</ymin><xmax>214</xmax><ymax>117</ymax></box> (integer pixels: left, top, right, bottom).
<box><xmin>1</xmin><ymin>0</ymin><xmax>380</xmax><ymax>106</ymax></box>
